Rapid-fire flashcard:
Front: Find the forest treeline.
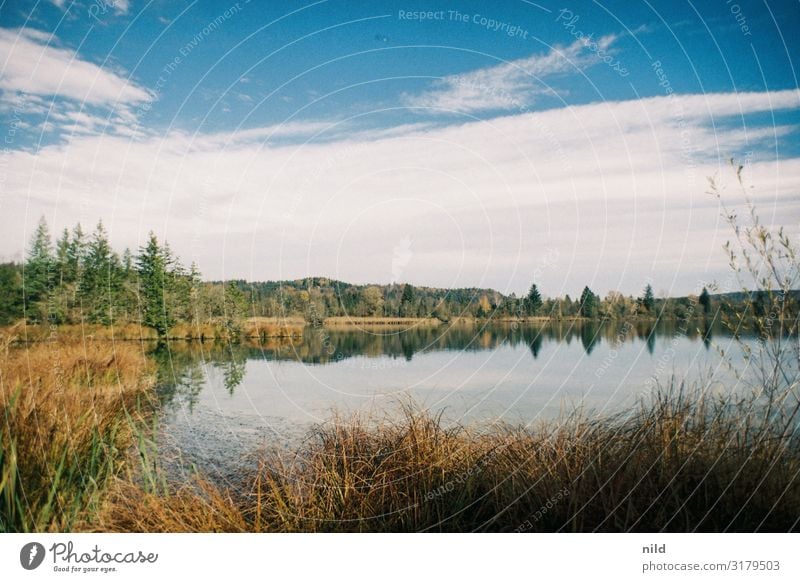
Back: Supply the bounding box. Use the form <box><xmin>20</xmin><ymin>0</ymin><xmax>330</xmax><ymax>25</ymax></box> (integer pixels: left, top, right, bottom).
<box><xmin>0</xmin><ymin>217</ymin><xmax>793</xmax><ymax>337</ymax></box>
<box><xmin>0</xmin><ymin>218</ymin><xmax>246</xmax><ymax>338</ymax></box>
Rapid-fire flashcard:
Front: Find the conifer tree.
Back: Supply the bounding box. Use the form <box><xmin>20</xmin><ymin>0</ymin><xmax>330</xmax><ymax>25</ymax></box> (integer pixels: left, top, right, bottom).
<box><xmin>24</xmin><ymin>216</ymin><xmax>54</xmax><ymax>318</ymax></box>
<box><xmin>579</xmin><ymin>286</ymin><xmax>598</xmax><ymax>318</ymax></box>
<box><xmin>526</xmin><ymin>283</ymin><xmax>543</xmax><ymax>316</ymax></box>
<box><xmin>640</xmin><ymin>283</ymin><xmax>655</xmax><ymax>313</ymax></box>
<box><xmin>136</xmin><ymin>232</ymin><xmax>174</xmax><ymax>339</ymax></box>
<box><xmin>80</xmin><ymin>222</ymin><xmax>122</xmax><ymax>324</ymax></box>
<box><xmin>699</xmin><ymin>287</ymin><xmax>711</xmax><ymax>314</ymax></box>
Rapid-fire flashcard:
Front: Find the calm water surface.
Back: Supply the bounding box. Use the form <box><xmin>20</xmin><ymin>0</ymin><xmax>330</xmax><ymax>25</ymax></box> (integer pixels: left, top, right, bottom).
<box><xmin>152</xmin><ymin>320</ymin><xmax>754</xmax><ymax>479</ymax></box>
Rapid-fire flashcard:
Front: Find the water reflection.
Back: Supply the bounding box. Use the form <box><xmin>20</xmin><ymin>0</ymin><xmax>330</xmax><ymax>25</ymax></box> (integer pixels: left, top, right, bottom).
<box><xmin>151</xmin><ymin>319</ymin><xmax>742</xmax><ymax>402</ymax></box>
<box><xmin>702</xmin><ymin>323</ymin><xmax>713</xmax><ymax>349</ymax></box>
<box><xmin>152</xmin><ymin>342</ymin><xmax>247</xmax><ymax>407</ymax></box>
<box><xmin>151</xmin><ymin>319</ymin><xmax>765</xmax><ymax>478</ymax></box>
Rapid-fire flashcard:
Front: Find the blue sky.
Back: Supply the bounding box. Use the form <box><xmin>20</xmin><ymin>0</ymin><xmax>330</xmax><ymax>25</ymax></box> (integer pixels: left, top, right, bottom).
<box><xmin>1</xmin><ymin>0</ymin><xmax>799</xmax><ymax>297</ymax></box>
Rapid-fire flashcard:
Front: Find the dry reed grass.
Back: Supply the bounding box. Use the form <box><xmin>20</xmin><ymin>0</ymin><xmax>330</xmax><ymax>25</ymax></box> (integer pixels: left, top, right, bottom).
<box><xmin>92</xmin><ymin>382</ymin><xmax>800</xmax><ymax>532</ymax></box>
<box><xmin>0</xmin><ymin>325</ymin><xmax>154</xmax><ymax>531</ymax></box>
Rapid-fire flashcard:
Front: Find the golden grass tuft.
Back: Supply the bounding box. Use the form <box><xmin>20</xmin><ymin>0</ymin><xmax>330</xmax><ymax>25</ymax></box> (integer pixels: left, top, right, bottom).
<box><xmin>88</xmin><ymin>479</ymin><xmax>248</xmax><ymax>533</ymax></box>
<box><xmin>242</xmin><ymin>317</ymin><xmax>306</xmax><ymax>339</ymax></box>
<box><xmin>322</xmin><ymin>316</ymin><xmax>441</xmax><ymax>329</ymax></box>
<box><xmin>0</xmin><ymin>326</ymin><xmax>154</xmax><ymax>532</ymax></box>
<box><xmin>93</xmin><ymin>384</ymin><xmax>800</xmax><ymax>532</ymax></box>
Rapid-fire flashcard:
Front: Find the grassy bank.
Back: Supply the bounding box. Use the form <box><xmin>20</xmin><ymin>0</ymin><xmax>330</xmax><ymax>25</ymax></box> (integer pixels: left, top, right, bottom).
<box><xmin>94</xmin><ymin>382</ymin><xmax>800</xmax><ymax>533</ymax></box>
<box><xmin>3</xmin><ymin>328</ymin><xmax>798</xmax><ymax>532</ymax></box>
<box><xmin>2</xmin><ymin>317</ymin><xmax>306</xmax><ymax>343</ymax></box>
<box><xmin>0</xmin><ymin>329</ymin><xmax>154</xmax><ymax>532</ymax></box>
<box><xmin>321</xmin><ymin>316</ymin><xmax>443</xmax><ymax>328</ymax></box>
<box><xmin>2</xmin><ymin>315</ymin><xmax>727</xmax><ymax>344</ymax></box>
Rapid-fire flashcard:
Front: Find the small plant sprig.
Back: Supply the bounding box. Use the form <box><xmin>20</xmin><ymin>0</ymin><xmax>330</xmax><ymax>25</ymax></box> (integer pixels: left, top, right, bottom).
<box><xmin>706</xmin><ymin>159</ymin><xmax>800</xmax><ymax>428</ymax></box>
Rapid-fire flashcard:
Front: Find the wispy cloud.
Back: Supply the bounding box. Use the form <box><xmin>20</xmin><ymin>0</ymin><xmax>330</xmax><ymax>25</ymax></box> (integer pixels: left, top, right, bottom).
<box><xmin>0</xmin><ymin>26</ymin><xmax>153</xmax><ymax>143</ymax></box>
<box><xmin>111</xmin><ymin>0</ymin><xmax>131</xmax><ymax>14</ymax></box>
<box><xmin>2</xmin><ymin>89</ymin><xmax>797</xmax><ymax>295</ymax></box>
<box><xmin>50</xmin><ymin>0</ymin><xmax>131</xmax><ymax>16</ymax></box>
<box><xmin>0</xmin><ymin>27</ymin><xmax>150</xmax><ymax>107</ymax></box>
<box><xmin>404</xmin><ymin>36</ymin><xmax>620</xmax><ymax>115</ymax></box>
<box><xmin>173</xmin><ymin>121</ymin><xmax>343</xmax><ymax>151</ymax></box>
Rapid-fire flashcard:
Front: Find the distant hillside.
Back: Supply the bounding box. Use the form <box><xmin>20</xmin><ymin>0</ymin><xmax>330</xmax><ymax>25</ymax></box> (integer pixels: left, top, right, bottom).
<box><xmin>217</xmin><ymin>277</ymin><xmax>508</xmax><ymax>320</ymax></box>
<box><xmin>213</xmin><ymin>277</ymin><xmax>800</xmax><ymax>321</ymax></box>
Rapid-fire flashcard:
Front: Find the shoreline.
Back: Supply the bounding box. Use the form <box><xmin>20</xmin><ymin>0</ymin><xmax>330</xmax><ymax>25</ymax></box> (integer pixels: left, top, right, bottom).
<box><xmin>2</xmin><ymin>331</ymin><xmax>798</xmax><ymax>533</ymax></box>
<box><xmin>2</xmin><ymin>314</ymin><xmax>724</xmax><ymax>342</ymax></box>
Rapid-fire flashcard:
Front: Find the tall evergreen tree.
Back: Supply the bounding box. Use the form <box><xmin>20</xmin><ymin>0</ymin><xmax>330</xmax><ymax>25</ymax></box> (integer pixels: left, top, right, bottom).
<box><xmin>400</xmin><ymin>283</ymin><xmax>415</xmax><ymax>316</ymax></box>
<box><xmin>121</xmin><ymin>248</ymin><xmax>133</xmax><ymax>274</ymax></box>
<box><xmin>579</xmin><ymin>286</ymin><xmax>598</xmax><ymax>318</ymax></box>
<box><xmin>401</xmin><ymin>283</ymin><xmax>415</xmax><ymax>304</ymax></box>
<box><xmin>66</xmin><ymin>223</ymin><xmax>86</xmax><ymax>284</ymax></box>
<box><xmin>223</xmin><ymin>280</ymin><xmax>247</xmax><ymax>338</ymax></box>
<box><xmin>0</xmin><ymin>263</ymin><xmax>24</xmax><ymax>324</ymax></box>
<box><xmin>699</xmin><ymin>287</ymin><xmax>711</xmax><ymax>314</ymax></box>
<box><xmin>55</xmin><ymin>228</ymin><xmax>71</xmax><ymax>286</ymax></box>
<box><xmin>24</xmin><ymin>216</ymin><xmax>54</xmax><ymax>318</ymax></box>
<box><xmin>80</xmin><ymin>222</ymin><xmax>122</xmax><ymax>324</ymax></box>
<box><xmin>640</xmin><ymin>283</ymin><xmax>655</xmax><ymax>313</ymax></box>
<box><xmin>136</xmin><ymin>232</ymin><xmax>174</xmax><ymax>339</ymax></box>
<box><xmin>526</xmin><ymin>283</ymin><xmax>543</xmax><ymax>316</ymax></box>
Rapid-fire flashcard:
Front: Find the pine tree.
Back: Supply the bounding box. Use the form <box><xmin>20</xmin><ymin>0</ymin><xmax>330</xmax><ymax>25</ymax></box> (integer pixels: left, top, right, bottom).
<box><xmin>0</xmin><ymin>263</ymin><xmax>24</xmax><ymax>325</ymax></box>
<box><xmin>24</xmin><ymin>216</ymin><xmax>54</xmax><ymax>319</ymax></box>
<box><xmin>579</xmin><ymin>286</ymin><xmax>597</xmax><ymax>318</ymax></box>
<box><xmin>640</xmin><ymin>283</ymin><xmax>655</xmax><ymax>313</ymax></box>
<box><xmin>401</xmin><ymin>283</ymin><xmax>414</xmax><ymax>304</ymax></box>
<box><xmin>400</xmin><ymin>283</ymin><xmax>415</xmax><ymax>316</ymax></box>
<box><xmin>52</xmin><ymin>227</ymin><xmax>74</xmax><ymax>321</ymax></box>
<box><xmin>526</xmin><ymin>283</ymin><xmax>543</xmax><ymax>316</ymax></box>
<box><xmin>66</xmin><ymin>223</ymin><xmax>86</xmax><ymax>284</ymax></box>
<box><xmin>80</xmin><ymin>222</ymin><xmax>122</xmax><ymax>324</ymax></box>
<box><xmin>223</xmin><ymin>281</ymin><xmax>246</xmax><ymax>338</ymax></box>
<box><xmin>699</xmin><ymin>287</ymin><xmax>711</xmax><ymax>314</ymax></box>
<box><xmin>55</xmin><ymin>228</ymin><xmax>71</xmax><ymax>286</ymax></box>
<box><xmin>136</xmin><ymin>232</ymin><xmax>174</xmax><ymax>339</ymax></box>
<box><xmin>122</xmin><ymin>248</ymin><xmax>133</xmax><ymax>274</ymax></box>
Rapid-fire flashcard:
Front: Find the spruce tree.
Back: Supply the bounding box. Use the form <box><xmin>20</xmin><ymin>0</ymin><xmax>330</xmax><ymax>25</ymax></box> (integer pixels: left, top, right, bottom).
<box><xmin>579</xmin><ymin>286</ymin><xmax>597</xmax><ymax>318</ymax></box>
<box><xmin>223</xmin><ymin>281</ymin><xmax>246</xmax><ymax>338</ymax></box>
<box><xmin>0</xmin><ymin>263</ymin><xmax>24</xmax><ymax>325</ymax></box>
<box><xmin>699</xmin><ymin>287</ymin><xmax>711</xmax><ymax>314</ymax></box>
<box><xmin>81</xmin><ymin>222</ymin><xmax>122</xmax><ymax>324</ymax></box>
<box><xmin>640</xmin><ymin>284</ymin><xmax>655</xmax><ymax>313</ymax></box>
<box><xmin>401</xmin><ymin>283</ymin><xmax>414</xmax><ymax>304</ymax></box>
<box><xmin>136</xmin><ymin>232</ymin><xmax>174</xmax><ymax>339</ymax></box>
<box><xmin>24</xmin><ymin>216</ymin><xmax>54</xmax><ymax>318</ymax></box>
<box><xmin>66</xmin><ymin>223</ymin><xmax>86</xmax><ymax>284</ymax></box>
<box><xmin>526</xmin><ymin>283</ymin><xmax>543</xmax><ymax>316</ymax></box>
<box><xmin>55</xmin><ymin>228</ymin><xmax>71</xmax><ymax>286</ymax></box>
<box><xmin>400</xmin><ymin>283</ymin><xmax>415</xmax><ymax>316</ymax></box>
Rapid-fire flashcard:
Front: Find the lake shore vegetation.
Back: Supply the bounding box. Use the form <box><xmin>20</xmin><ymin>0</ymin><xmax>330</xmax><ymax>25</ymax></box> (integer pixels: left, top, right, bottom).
<box><xmin>1</xmin><ymin>168</ymin><xmax>798</xmax><ymax>532</ymax></box>
<box><xmin>2</xmin><ymin>215</ymin><xmax>797</xmax><ymax>343</ymax></box>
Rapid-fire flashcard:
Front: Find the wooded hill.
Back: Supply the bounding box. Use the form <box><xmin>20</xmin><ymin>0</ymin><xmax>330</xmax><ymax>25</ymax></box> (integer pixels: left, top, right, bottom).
<box><xmin>0</xmin><ymin>217</ymin><xmax>795</xmax><ymax>335</ymax></box>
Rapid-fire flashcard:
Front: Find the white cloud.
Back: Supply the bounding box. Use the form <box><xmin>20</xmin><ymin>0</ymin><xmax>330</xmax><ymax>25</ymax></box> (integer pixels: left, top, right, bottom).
<box><xmin>0</xmin><ymin>27</ymin><xmax>151</xmax><ymax>106</ymax></box>
<box><xmin>404</xmin><ymin>36</ymin><xmax>620</xmax><ymax>114</ymax></box>
<box><xmin>51</xmin><ymin>0</ymin><xmax>131</xmax><ymax>15</ymax></box>
<box><xmin>113</xmin><ymin>0</ymin><xmax>131</xmax><ymax>14</ymax></box>
<box><xmin>1</xmin><ymin>90</ymin><xmax>798</xmax><ymax>297</ymax></box>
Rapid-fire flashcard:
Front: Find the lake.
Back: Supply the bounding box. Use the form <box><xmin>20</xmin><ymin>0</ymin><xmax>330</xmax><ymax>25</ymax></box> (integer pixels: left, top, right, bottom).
<box><xmin>151</xmin><ymin>319</ymin><xmax>759</xmax><ymax>481</ymax></box>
